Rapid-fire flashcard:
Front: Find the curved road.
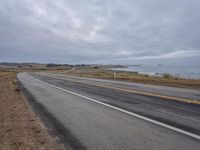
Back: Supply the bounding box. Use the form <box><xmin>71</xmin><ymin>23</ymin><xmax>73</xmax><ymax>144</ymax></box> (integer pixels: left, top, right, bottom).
<box><xmin>17</xmin><ymin>72</ymin><xmax>200</xmax><ymax>150</ymax></box>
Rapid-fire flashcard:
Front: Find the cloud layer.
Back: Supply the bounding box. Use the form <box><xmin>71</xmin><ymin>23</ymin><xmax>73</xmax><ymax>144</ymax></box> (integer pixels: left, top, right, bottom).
<box><xmin>0</xmin><ymin>0</ymin><xmax>200</xmax><ymax>64</ymax></box>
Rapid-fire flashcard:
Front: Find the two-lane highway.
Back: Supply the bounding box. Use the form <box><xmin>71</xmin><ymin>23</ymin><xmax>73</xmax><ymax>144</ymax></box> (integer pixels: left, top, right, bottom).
<box><xmin>17</xmin><ymin>72</ymin><xmax>200</xmax><ymax>150</ymax></box>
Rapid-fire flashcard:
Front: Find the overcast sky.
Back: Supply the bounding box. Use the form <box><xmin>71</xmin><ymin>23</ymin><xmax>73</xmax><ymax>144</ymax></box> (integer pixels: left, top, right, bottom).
<box><xmin>0</xmin><ymin>0</ymin><xmax>200</xmax><ymax>64</ymax></box>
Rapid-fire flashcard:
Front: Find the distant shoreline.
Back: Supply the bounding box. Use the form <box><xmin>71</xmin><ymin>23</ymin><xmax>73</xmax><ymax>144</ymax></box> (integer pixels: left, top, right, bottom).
<box><xmin>109</xmin><ymin>65</ymin><xmax>200</xmax><ymax>79</ymax></box>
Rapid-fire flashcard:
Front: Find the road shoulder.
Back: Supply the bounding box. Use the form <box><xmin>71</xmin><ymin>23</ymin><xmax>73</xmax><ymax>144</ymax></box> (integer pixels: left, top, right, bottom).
<box><xmin>0</xmin><ymin>71</ymin><xmax>65</xmax><ymax>150</ymax></box>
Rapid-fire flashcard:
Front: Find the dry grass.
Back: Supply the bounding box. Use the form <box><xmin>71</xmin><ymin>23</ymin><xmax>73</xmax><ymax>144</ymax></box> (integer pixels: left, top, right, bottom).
<box><xmin>0</xmin><ymin>70</ymin><xmax>64</xmax><ymax>150</ymax></box>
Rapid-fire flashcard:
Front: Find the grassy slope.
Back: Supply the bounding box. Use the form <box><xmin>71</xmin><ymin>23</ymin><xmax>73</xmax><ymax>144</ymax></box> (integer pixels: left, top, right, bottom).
<box><xmin>53</xmin><ymin>68</ymin><xmax>200</xmax><ymax>89</ymax></box>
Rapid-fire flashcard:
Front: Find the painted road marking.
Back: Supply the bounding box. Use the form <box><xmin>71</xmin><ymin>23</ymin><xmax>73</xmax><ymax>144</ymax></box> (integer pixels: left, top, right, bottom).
<box><xmin>44</xmin><ymin>72</ymin><xmax>200</xmax><ymax>94</ymax></box>
<box><xmin>37</xmin><ymin>73</ymin><xmax>200</xmax><ymax>105</ymax></box>
<box><xmin>30</xmin><ymin>75</ymin><xmax>200</xmax><ymax>140</ymax></box>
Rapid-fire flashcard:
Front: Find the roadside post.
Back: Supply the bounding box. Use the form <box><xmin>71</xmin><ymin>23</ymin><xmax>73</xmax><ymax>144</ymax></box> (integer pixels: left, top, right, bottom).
<box><xmin>114</xmin><ymin>71</ymin><xmax>116</xmax><ymax>80</ymax></box>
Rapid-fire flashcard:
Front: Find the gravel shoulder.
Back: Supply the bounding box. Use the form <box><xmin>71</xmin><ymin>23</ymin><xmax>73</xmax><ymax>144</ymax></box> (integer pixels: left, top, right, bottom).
<box><xmin>0</xmin><ymin>71</ymin><xmax>65</xmax><ymax>150</ymax></box>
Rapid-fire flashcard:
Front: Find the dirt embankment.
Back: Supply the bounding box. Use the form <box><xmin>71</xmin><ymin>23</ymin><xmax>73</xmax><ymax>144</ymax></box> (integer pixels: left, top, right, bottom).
<box><xmin>0</xmin><ymin>71</ymin><xmax>64</xmax><ymax>150</ymax></box>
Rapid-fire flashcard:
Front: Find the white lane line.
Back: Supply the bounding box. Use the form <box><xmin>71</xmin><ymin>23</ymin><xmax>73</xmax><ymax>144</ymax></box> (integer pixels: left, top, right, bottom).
<box><xmin>38</xmin><ymin>72</ymin><xmax>200</xmax><ymax>94</ymax></box>
<box><xmin>30</xmin><ymin>75</ymin><xmax>200</xmax><ymax>140</ymax></box>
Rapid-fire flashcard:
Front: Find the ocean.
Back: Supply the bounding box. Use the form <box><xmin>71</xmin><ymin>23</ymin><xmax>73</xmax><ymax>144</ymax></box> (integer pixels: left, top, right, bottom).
<box><xmin>110</xmin><ymin>65</ymin><xmax>200</xmax><ymax>79</ymax></box>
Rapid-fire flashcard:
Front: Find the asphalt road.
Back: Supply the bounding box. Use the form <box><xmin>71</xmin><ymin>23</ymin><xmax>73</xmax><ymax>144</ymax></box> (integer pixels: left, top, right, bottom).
<box><xmin>17</xmin><ymin>72</ymin><xmax>200</xmax><ymax>150</ymax></box>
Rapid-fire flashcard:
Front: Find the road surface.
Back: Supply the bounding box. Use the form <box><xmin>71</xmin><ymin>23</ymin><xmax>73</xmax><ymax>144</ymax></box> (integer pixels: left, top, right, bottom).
<box><xmin>17</xmin><ymin>72</ymin><xmax>200</xmax><ymax>150</ymax></box>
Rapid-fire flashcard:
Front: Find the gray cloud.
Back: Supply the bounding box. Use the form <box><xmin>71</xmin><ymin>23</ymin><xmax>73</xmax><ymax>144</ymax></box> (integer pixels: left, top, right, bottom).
<box><xmin>0</xmin><ymin>0</ymin><xmax>200</xmax><ymax>64</ymax></box>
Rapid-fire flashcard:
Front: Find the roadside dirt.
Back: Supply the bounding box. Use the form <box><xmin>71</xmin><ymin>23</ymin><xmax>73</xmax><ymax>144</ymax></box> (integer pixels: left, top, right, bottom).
<box><xmin>0</xmin><ymin>71</ymin><xmax>65</xmax><ymax>150</ymax></box>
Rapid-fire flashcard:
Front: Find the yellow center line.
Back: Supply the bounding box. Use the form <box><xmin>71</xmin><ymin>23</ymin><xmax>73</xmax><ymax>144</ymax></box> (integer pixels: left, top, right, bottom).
<box><xmin>71</xmin><ymin>80</ymin><xmax>200</xmax><ymax>105</ymax></box>
<box><xmin>42</xmin><ymin>74</ymin><xmax>200</xmax><ymax>105</ymax></box>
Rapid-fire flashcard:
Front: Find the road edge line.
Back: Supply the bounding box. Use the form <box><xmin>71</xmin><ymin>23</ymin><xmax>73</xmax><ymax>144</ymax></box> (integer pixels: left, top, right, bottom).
<box><xmin>38</xmin><ymin>73</ymin><xmax>200</xmax><ymax>105</ymax></box>
<box><xmin>30</xmin><ymin>75</ymin><xmax>200</xmax><ymax>141</ymax></box>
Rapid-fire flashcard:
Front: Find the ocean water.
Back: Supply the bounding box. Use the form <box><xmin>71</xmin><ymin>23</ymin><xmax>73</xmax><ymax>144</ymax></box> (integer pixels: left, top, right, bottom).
<box><xmin>110</xmin><ymin>65</ymin><xmax>200</xmax><ymax>79</ymax></box>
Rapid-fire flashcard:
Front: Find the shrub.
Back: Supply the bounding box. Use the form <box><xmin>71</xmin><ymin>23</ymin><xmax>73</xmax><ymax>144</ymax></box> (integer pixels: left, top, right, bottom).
<box><xmin>93</xmin><ymin>66</ymin><xmax>99</xmax><ymax>69</ymax></box>
<box><xmin>162</xmin><ymin>73</ymin><xmax>173</xmax><ymax>79</ymax></box>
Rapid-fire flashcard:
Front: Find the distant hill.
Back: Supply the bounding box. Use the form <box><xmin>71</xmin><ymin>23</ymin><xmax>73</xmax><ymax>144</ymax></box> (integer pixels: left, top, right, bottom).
<box><xmin>0</xmin><ymin>62</ymin><xmax>45</xmax><ymax>68</ymax></box>
<box><xmin>0</xmin><ymin>62</ymin><xmax>127</xmax><ymax>69</ymax></box>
